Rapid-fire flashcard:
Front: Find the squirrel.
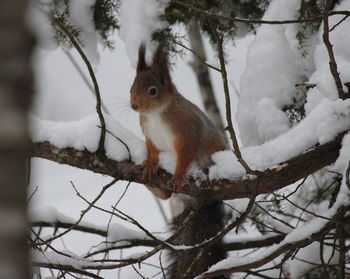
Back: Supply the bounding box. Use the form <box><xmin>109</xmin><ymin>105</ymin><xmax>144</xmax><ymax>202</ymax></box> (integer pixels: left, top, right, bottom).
<box><xmin>130</xmin><ymin>44</ymin><xmax>227</xmax><ymax>198</ymax></box>
<box><xmin>130</xmin><ymin>44</ymin><xmax>229</xmax><ymax>279</ymax></box>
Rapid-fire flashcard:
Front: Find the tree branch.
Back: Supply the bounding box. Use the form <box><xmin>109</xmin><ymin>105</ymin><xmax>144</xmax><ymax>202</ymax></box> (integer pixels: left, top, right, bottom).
<box><xmin>208</xmin><ymin>21</ymin><xmax>256</xmax><ymax>175</ymax></box>
<box><xmin>322</xmin><ymin>0</ymin><xmax>347</xmax><ymax>100</ymax></box>
<box><xmin>31</xmin><ymin>131</ymin><xmax>345</xmax><ymax>201</ymax></box>
<box><xmin>43</xmin><ymin>10</ymin><xmax>107</xmax><ymax>153</ymax></box>
<box><xmin>171</xmin><ymin>1</ymin><xmax>350</xmax><ymax>26</ymax></box>
<box><xmin>199</xmin><ymin>205</ymin><xmax>349</xmax><ymax>278</ymax></box>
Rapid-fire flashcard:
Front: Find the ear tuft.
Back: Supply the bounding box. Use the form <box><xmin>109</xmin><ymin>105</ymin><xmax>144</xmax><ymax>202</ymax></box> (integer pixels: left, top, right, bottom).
<box><xmin>137</xmin><ymin>44</ymin><xmax>147</xmax><ymax>73</ymax></box>
<box><xmin>151</xmin><ymin>43</ymin><xmax>171</xmax><ymax>85</ymax></box>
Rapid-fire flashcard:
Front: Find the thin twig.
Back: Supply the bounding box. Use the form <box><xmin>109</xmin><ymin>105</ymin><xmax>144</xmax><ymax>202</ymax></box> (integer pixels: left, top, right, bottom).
<box><xmin>345</xmin><ymin>160</ymin><xmax>350</xmax><ymax>191</ymax></box>
<box><xmin>100</xmin><ymin>126</ymin><xmax>132</xmax><ymax>161</ymax></box>
<box><xmin>329</xmin><ymin>14</ymin><xmax>349</xmax><ymax>32</ymax></box>
<box><xmin>33</xmin><ymin>178</ymin><xmax>118</xmax><ymax>245</ymax></box>
<box><xmin>73</xmin><ymin>186</ymin><xmax>176</xmax><ymax>252</ymax></box>
<box><xmin>171</xmin><ymin>1</ymin><xmax>350</xmax><ymax>25</ymax></box>
<box><xmin>319</xmin><ymin>237</ymin><xmax>331</xmax><ymax>278</ymax></box>
<box><xmin>322</xmin><ymin>0</ymin><xmax>346</xmax><ymax>100</ymax></box>
<box><xmin>159</xmin><ymin>249</ymin><xmax>167</xmax><ymax>279</ymax></box>
<box><xmin>174</xmin><ymin>41</ymin><xmax>221</xmax><ymax>72</ymax></box>
<box><xmin>180</xmin><ymin>194</ymin><xmax>256</xmax><ymax>278</ymax></box>
<box><xmin>27</xmin><ymin>185</ymin><xmax>39</xmax><ymax>203</ymax></box>
<box><xmin>41</xmin><ymin>9</ymin><xmax>107</xmax><ymax>153</ymax></box>
<box><xmin>32</xmin><ymin>262</ymin><xmax>103</xmax><ymax>279</ymax></box>
<box><xmin>337</xmin><ymin>225</ymin><xmax>346</xmax><ymax>279</ymax></box>
<box><xmin>208</xmin><ymin>20</ymin><xmax>256</xmax><ymax>175</ymax></box>
<box><xmin>199</xmin><ymin>206</ymin><xmax>348</xmax><ymax>278</ymax></box>
<box><xmin>63</xmin><ymin>50</ymin><xmax>111</xmax><ymax>115</ymax></box>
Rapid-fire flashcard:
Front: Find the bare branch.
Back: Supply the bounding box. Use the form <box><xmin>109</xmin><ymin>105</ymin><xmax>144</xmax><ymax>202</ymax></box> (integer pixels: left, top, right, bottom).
<box><xmin>199</xmin><ymin>206</ymin><xmax>349</xmax><ymax>278</ymax></box>
<box><xmin>31</xmin><ymin>221</ymin><xmax>107</xmax><ymax>237</ymax></box>
<box><xmin>32</xmin><ymin>262</ymin><xmax>103</xmax><ymax>279</ymax></box>
<box><xmin>171</xmin><ymin>1</ymin><xmax>350</xmax><ymax>25</ymax></box>
<box><xmin>208</xmin><ymin>21</ymin><xmax>256</xmax><ymax>175</ymax></box>
<box><xmin>34</xmin><ymin>178</ymin><xmax>118</xmax><ymax>245</ymax></box>
<box><xmin>337</xmin><ymin>225</ymin><xmax>346</xmax><ymax>279</ymax></box>
<box><xmin>39</xmin><ymin>8</ymin><xmax>107</xmax><ymax>153</ymax></box>
<box><xmin>322</xmin><ymin>0</ymin><xmax>347</xmax><ymax>100</ymax></box>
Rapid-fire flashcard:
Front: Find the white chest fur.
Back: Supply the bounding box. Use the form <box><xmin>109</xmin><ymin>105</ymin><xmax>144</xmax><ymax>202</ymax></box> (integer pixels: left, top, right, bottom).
<box><xmin>142</xmin><ymin>109</ymin><xmax>176</xmax><ymax>152</ymax></box>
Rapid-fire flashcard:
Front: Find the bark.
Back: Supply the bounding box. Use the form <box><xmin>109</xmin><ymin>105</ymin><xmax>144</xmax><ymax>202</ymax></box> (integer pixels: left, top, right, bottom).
<box><xmin>31</xmin><ymin>131</ymin><xmax>345</xmax><ymax>201</ymax></box>
<box><xmin>0</xmin><ymin>0</ymin><xmax>35</xmax><ymax>278</ymax></box>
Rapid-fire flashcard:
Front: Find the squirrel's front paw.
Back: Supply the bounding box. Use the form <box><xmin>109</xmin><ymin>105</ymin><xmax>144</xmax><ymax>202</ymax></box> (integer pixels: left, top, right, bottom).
<box><xmin>141</xmin><ymin>160</ymin><xmax>158</xmax><ymax>180</ymax></box>
<box><xmin>173</xmin><ymin>173</ymin><xmax>185</xmax><ymax>192</ymax></box>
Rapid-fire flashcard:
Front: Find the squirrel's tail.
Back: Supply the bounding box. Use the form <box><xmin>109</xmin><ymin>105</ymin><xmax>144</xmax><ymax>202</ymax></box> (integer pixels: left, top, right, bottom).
<box><xmin>168</xmin><ymin>200</ymin><xmax>229</xmax><ymax>279</ymax></box>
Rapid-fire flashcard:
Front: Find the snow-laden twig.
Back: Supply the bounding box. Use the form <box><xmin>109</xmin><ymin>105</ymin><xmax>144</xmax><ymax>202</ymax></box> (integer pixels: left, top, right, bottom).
<box><xmin>198</xmin><ymin>205</ymin><xmax>349</xmax><ymax>278</ymax></box>
<box><xmin>208</xmin><ymin>20</ymin><xmax>256</xmax><ymax>175</ymax></box>
<box><xmin>38</xmin><ymin>7</ymin><xmax>107</xmax><ymax>154</ymax></box>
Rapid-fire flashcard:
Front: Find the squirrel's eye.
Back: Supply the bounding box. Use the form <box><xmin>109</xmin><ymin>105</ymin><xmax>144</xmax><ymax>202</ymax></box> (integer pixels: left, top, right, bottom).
<box><xmin>148</xmin><ymin>87</ymin><xmax>158</xmax><ymax>97</ymax></box>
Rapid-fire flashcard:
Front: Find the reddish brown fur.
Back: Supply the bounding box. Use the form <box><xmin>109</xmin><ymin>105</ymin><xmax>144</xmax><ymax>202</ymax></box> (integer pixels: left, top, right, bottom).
<box><xmin>130</xmin><ymin>44</ymin><xmax>227</xmax><ymax>198</ymax></box>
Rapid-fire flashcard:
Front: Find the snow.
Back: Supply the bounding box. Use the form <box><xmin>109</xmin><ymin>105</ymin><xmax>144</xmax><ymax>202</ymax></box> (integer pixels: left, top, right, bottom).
<box><xmin>33</xmin><ymin>251</ymin><xmax>91</xmax><ymax>270</ymax></box>
<box><xmin>69</xmin><ymin>0</ymin><xmax>96</xmax><ymax>33</ymax></box>
<box><xmin>27</xmin><ymin>0</ymin><xmax>100</xmax><ymax>63</ymax></box>
<box><xmin>28</xmin><ymin>0</ymin><xmax>350</xmax><ymax>277</ymax></box>
<box><xmin>203</xmin><ymin>191</ymin><xmax>349</xmax><ymax>277</ymax></box>
<box><xmin>119</xmin><ymin>0</ymin><xmax>170</xmax><ymax>67</ymax></box>
<box><xmin>237</xmin><ymin>0</ymin><xmax>302</xmax><ymax>146</ymax></box>
<box><xmin>30</xmin><ymin>206</ymin><xmax>75</xmax><ymax>224</ymax></box>
<box><xmin>69</xmin><ymin>0</ymin><xmax>100</xmax><ymax>64</ymax></box>
<box><xmin>107</xmin><ymin>223</ymin><xmax>148</xmax><ymax>242</ymax></box>
<box><xmin>332</xmin><ymin>132</ymin><xmax>350</xmax><ymax>173</ymax></box>
<box><xmin>210</xmin><ymin>98</ymin><xmax>350</xmax><ymax>180</ymax></box>
<box><xmin>30</xmin><ymin>96</ymin><xmax>350</xmax><ymax>182</ymax></box>
<box><xmin>288</xmin><ymin>241</ymin><xmax>339</xmax><ymax>278</ymax></box>
<box><xmin>237</xmin><ymin>0</ymin><xmax>350</xmax><ymax>148</ymax></box>
<box><xmin>27</xmin><ymin>3</ymin><xmax>58</xmax><ymax>51</ymax></box>
<box><xmin>30</xmin><ymin>113</ymin><xmax>146</xmax><ymax>165</ymax></box>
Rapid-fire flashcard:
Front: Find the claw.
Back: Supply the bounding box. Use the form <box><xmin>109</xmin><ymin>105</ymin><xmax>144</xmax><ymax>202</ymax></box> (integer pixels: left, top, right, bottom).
<box><xmin>141</xmin><ymin>160</ymin><xmax>158</xmax><ymax>180</ymax></box>
<box><xmin>173</xmin><ymin>173</ymin><xmax>185</xmax><ymax>192</ymax></box>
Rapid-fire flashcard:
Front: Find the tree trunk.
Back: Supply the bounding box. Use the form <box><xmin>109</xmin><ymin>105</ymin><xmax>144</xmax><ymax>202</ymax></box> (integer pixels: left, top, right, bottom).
<box><xmin>186</xmin><ymin>20</ymin><xmax>225</xmax><ymax>132</ymax></box>
<box><xmin>0</xmin><ymin>0</ymin><xmax>35</xmax><ymax>278</ymax></box>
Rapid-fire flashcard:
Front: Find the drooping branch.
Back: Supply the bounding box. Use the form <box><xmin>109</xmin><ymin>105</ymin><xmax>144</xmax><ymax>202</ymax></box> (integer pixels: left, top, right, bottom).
<box><xmin>41</xmin><ymin>10</ymin><xmax>107</xmax><ymax>154</ymax></box>
<box><xmin>199</xmin><ymin>205</ymin><xmax>349</xmax><ymax>279</ymax></box>
<box><xmin>171</xmin><ymin>1</ymin><xmax>350</xmax><ymax>26</ymax></box>
<box><xmin>322</xmin><ymin>0</ymin><xmax>347</xmax><ymax>100</ymax></box>
<box><xmin>31</xmin><ymin>131</ymin><xmax>345</xmax><ymax>201</ymax></box>
<box><xmin>30</xmin><ymin>222</ymin><xmax>285</xmax><ymax>253</ymax></box>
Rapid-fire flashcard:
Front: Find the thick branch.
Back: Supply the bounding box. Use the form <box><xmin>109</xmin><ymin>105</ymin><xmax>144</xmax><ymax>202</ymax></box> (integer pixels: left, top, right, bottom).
<box><xmin>31</xmin><ymin>131</ymin><xmax>345</xmax><ymax>201</ymax></box>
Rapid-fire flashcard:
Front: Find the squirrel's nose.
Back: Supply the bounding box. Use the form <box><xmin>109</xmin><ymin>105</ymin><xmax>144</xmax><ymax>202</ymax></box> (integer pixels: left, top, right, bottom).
<box><xmin>131</xmin><ymin>104</ymin><xmax>139</xmax><ymax>110</ymax></box>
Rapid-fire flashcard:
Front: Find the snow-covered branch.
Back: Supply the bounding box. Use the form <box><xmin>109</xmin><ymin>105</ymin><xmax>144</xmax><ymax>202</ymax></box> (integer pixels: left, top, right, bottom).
<box><xmin>198</xmin><ymin>204</ymin><xmax>349</xmax><ymax>278</ymax></box>
<box><xmin>31</xmin><ymin>129</ymin><xmax>346</xmax><ymax>201</ymax></box>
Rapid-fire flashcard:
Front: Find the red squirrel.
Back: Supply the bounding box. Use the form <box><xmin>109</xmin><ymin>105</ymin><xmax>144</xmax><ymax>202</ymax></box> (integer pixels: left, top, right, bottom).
<box><xmin>130</xmin><ymin>44</ymin><xmax>227</xmax><ymax>198</ymax></box>
<box><xmin>130</xmin><ymin>44</ymin><xmax>229</xmax><ymax>279</ymax></box>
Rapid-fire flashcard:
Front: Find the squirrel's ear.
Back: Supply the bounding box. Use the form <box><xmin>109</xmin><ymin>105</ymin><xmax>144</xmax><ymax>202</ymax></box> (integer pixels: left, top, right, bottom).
<box><xmin>151</xmin><ymin>44</ymin><xmax>171</xmax><ymax>85</ymax></box>
<box><xmin>137</xmin><ymin>44</ymin><xmax>147</xmax><ymax>73</ymax></box>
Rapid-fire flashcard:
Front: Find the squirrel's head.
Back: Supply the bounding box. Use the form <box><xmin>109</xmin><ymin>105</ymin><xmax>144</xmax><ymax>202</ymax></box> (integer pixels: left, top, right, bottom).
<box><xmin>130</xmin><ymin>44</ymin><xmax>173</xmax><ymax>113</ymax></box>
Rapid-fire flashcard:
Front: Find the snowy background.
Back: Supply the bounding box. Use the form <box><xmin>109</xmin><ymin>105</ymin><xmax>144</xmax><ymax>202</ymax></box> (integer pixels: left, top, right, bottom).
<box><xmin>28</xmin><ymin>0</ymin><xmax>350</xmax><ymax>278</ymax></box>
<box><xmin>29</xmin><ymin>9</ymin><xmax>250</xmax><ymax>279</ymax></box>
